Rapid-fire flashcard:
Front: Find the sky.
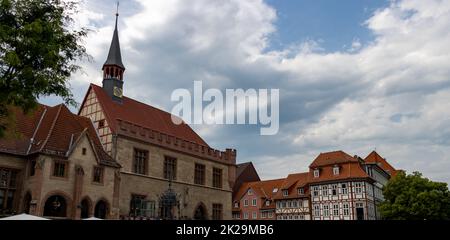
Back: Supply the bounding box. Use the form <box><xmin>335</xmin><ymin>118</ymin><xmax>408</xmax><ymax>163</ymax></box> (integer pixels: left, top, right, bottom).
<box><xmin>41</xmin><ymin>0</ymin><xmax>450</xmax><ymax>184</ymax></box>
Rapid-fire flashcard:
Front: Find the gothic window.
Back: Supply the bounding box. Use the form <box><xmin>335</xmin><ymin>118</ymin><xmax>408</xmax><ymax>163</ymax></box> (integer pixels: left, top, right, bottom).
<box><xmin>93</xmin><ymin>166</ymin><xmax>104</xmax><ymax>183</ymax></box>
<box><xmin>53</xmin><ymin>160</ymin><xmax>67</xmax><ymax>178</ymax></box>
<box><xmin>164</xmin><ymin>156</ymin><xmax>177</xmax><ymax>180</ymax></box>
<box><xmin>212</xmin><ymin>168</ymin><xmax>222</xmax><ymax>188</ymax></box>
<box><xmin>194</xmin><ymin>163</ymin><xmax>205</xmax><ymax>185</ymax></box>
<box><xmin>0</xmin><ymin>168</ymin><xmax>17</xmax><ymax>213</ymax></box>
<box><xmin>133</xmin><ymin>149</ymin><xmax>148</xmax><ymax>175</ymax></box>
<box><xmin>212</xmin><ymin>204</ymin><xmax>223</xmax><ymax>220</ymax></box>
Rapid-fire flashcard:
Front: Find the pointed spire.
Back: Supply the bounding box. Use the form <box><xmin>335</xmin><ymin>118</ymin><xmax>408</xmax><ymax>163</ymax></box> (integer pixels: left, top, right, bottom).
<box><xmin>103</xmin><ymin>2</ymin><xmax>125</xmax><ymax>70</ymax></box>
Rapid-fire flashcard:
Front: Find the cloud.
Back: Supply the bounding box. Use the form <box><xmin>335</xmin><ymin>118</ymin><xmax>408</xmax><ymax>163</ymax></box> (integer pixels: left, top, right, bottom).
<box><xmin>40</xmin><ymin>0</ymin><xmax>450</xmax><ymax>184</ymax></box>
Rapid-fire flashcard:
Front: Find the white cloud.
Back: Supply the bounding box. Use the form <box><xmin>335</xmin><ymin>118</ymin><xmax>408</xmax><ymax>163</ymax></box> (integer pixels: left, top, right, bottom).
<box><xmin>49</xmin><ymin>0</ymin><xmax>450</xmax><ymax>184</ymax></box>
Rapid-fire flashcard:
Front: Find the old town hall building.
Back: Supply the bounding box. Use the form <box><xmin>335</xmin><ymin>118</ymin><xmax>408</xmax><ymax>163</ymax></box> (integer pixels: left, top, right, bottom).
<box><xmin>0</xmin><ymin>12</ymin><xmax>236</xmax><ymax>220</ymax></box>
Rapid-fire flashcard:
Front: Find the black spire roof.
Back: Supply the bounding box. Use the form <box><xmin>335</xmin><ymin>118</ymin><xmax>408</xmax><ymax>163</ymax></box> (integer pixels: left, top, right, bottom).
<box><xmin>103</xmin><ymin>8</ymin><xmax>125</xmax><ymax>70</ymax></box>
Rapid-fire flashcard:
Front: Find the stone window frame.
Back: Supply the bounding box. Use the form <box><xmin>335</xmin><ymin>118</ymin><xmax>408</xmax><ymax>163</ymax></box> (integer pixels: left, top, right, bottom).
<box><xmin>92</xmin><ymin>166</ymin><xmax>104</xmax><ymax>185</ymax></box>
<box><xmin>133</xmin><ymin>148</ymin><xmax>148</xmax><ymax>175</ymax></box>
<box><xmin>50</xmin><ymin>159</ymin><xmax>69</xmax><ymax>180</ymax></box>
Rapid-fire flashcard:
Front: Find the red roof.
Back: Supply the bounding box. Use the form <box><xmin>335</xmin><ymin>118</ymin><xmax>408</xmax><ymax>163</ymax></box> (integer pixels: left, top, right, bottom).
<box><xmin>0</xmin><ymin>104</ymin><xmax>118</xmax><ymax>167</ymax></box>
<box><xmin>273</xmin><ymin>172</ymin><xmax>309</xmax><ymax>199</ymax></box>
<box><xmin>309</xmin><ymin>150</ymin><xmax>358</xmax><ymax>168</ymax></box>
<box><xmin>233</xmin><ymin>178</ymin><xmax>285</xmax><ymax>209</ymax></box>
<box><xmin>364</xmin><ymin>151</ymin><xmax>398</xmax><ymax>176</ymax></box>
<box><xmin>83</xmin><ymin>84</ymin><xmax>208</xmax><ymax>146</ymax></box>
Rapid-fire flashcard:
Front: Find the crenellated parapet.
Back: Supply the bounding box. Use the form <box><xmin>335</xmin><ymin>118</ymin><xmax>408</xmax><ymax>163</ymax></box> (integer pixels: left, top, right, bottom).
<box><xmin>116</xmin><ymin>118</ymin><xmax>237</xmax><ymax>165</ymax></box>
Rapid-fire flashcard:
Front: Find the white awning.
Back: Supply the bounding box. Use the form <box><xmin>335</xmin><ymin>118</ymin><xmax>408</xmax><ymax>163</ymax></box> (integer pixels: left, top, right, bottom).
<box><xmin>0</xmin><ymin>213</ymin><xmax>50</xmax><ymax>220</ymax></box>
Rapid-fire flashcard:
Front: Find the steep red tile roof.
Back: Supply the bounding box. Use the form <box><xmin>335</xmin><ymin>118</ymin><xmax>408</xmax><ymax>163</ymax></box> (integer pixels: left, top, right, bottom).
<box><xmin>273</xmin><ymin>172</ymin><xmax>309</xmax><ymax>200</ymax></box>
<box><xmin>83</xmin><ymin>84</ymin><xmax>208</xmax><ymax>146</ymax></box>
<box><xmin>233</xmin><ymin>178</ymin><xmax>285</xmax><ymax>206</ymax></box>
<box><xmin>0</xmin><ymin>104</ymin><xmax>118</xmax><ymax>167</ymax></box>
<box><xmin>364</xmin><ymin>151</ymin><xmax>398</xmax><ymax>176</ymax></box>
<box><xmin>309</xmin><ymin>150</ymin><xmax>359</xmax><ymax>168</ymax></box>
<box><xmin>308</xmin><ymin>162</ymin><xmax>370</xmax><ymax>184</ymax></box>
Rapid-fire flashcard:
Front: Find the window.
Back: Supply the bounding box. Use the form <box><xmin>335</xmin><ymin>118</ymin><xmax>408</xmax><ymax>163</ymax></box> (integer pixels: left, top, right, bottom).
<box><xmin>29</xmin><ymin>159</ymin><xmax>36</xmax><ymax>176</ymax></box>
<box><xmin>292</xmin><ymin>201</ymin><xmax>298</xmax><ymax>208</ymax></box>
<box><xmin>82</xmin><ymin>148</ymin><xmax>87</xmax><ymax>155</ymax></box>
<box><xmin>268</xmin><ymin>212</ymin><xmax>273</xmax><ymax>218</ymax></box>
<box><xmin>333</xmin><ymin>165</ymin><xmax>340</xmax><ymax>175</ymax></box>
<box><xmin>314</xmin><ymin>205</ymin><xmax>320</xmax><ymax>217</ymax></box>
<box><xmin>266</xmin><ymin>200</ymin><xmax>270</xmax><ymax>206</ymax></box>
<box><xmin>234</xmin><ymin>202</ymin><xmax>239</xmax><ymax>208</ymax></box>
<box><xmin>252</xmin><ymin>198</ymin><xmax>257</xmax><ymax>206</ymax></box>
<box><xmin>243</xmin><ymin>212</ymin><xmax>249</xmax><ymax>219</ymax></box>
<box><xmin>322</xmin><ymin>185</ymin><xmax>328</xmax><ymax>196</ymax></box>
<box><xmin>92</xmin><ymin>166</ymin><xmax>104</xmax><ymax>183</ymax></box>
<box><xmin>342</xmin><ymin>183</ymin><xmax>348</xmax><ymax>194</ymax></box>
<box><xmin>0</xmin><ymin>168</ymin><xmax>18</xmax><ymax>212</ymax></box>
<box><xmin>298</xmin><ymin>188</ymin><xmax>304</xmax><ymax>195</ymax></box>
<box><xmin>355</xmin><ymin>182</ymin><xmax>363</xmax><ymax>194</ymax></box>
<box><xmin>252</xmin><ymin>212</ymin><xmax>257</xmax><ymax>219</ymax></box>
<box><xmin>212</xmin><ymin>204</ymin><xmax>223</xmax><ymax>220</ymax></box>
<box><xmin>98</xmin><ymin>119</ymin><xmax>105</xmax><ymax>128</ymax></box>
<box><xmin>194</xmin><ymin>164</ymin><xmax>205</xmax><ymax>185</ymax></box>
<box><xmin>244</xmin><ymin>199</ymin><xmax>249</xmax><ymax>207</ymax></box>
<box><xmin>248</xmin><ymin>189</ymin><xmax>253</xmax><ymax>195</ymax></box>
<box><xmin>261</xmin><ymin>212</ymin><xmax>267</xmax><ymax>219</ymax></box>
<box><xmin>313</xmin><ymin>169</ymin><xmax>320</xmax><ymax>178</ymax></box>
<box><xmin>129</xmin><ymin>195</ymin><xmax>157</xmax><ymax>218</ymax></box>
<box><xmin>164</xmin><ymin>156</ymin><xmax>177</xmax><ymax>180</ymax></box>
<box><xmin>332</xmin><ymin>184</ymin><xmax>338</xmax><ymax>196</ymax></box>
<box><xmin>212</xmin><ymin>168</ymin><xmax>222</xmax><ymax>188</ymax></box>
<box><xmin>343</xmin><ymin>203</ymin><xmax>349</xmax><ymax>216</ymax></box>
<box><xmin>281</xmin><ymin>201</ymin><xmax>286</xmax><ymax>208</ymax></box>
<box><xmin>283</xmin><ymin>190</ymin><xmax>289</xmax><ymax>197</ymax></box>
<box><xmin>298</xmin><ymin>200</ymin><xmax>303</xmax><ymax>207</ymax></box>
<box><xmin>333</xmin><ymin>204</ymin><xmax>339</xmax><ymax>216</ymax></box>
<box><xmin>133</xmin><ymin>149</ymin><xmax>148</xmax><ymax>175</ymax></box>
<box><xmin>130</xmin><ymin>194</ymin><xmax>145</xmax><ymax>216</ymax></box>
<box><xmin>287</xmin><ymin>201</ymin><xmax>292</xmax><ymax>208</ymax></box>
<box><xmin>323</xmin><ymin>205</ymin><xmax>330</xmax><ymax>217</ymax></box>
<box><xmin>53</xmin><ymin>160</ymin><xmax>67</xmax><ymax>177</ymax></box>
<box><xmin>272</xmin><ymin>188</ymin><xmax>278</xmax><ymax>193</ymax></box>
<box><xmin>312</xmin><ymin>186</ymin><xmax>319</xmax><ymax>197</ymax></box>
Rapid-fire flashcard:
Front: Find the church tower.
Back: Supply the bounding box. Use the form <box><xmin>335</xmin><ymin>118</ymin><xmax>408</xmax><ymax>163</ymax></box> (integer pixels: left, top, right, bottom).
<box><xmin>102</xmin><ymin>3</ymin><xmax>125</xmax><ymax>102</ymax></box>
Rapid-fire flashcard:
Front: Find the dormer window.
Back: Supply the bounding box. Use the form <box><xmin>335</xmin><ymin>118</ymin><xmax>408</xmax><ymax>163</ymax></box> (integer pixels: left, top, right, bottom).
<box><xmin>283</xmin><ymin>190</ymin><xmax>289</xmax><ymax>197</ymax></box>
<box><xmin>234</xmin><ymin>202</ymin><xmax>239</xmax><ymax>208</ymax></box>
<box><xmin>298</xmin><ymin>188</ymin><xmax>304</xmax><ymax>195</ymax></box>
<box><xmin>272</xmin><ymin>188</ymin><xmax>278</xmax><ymax>193</ymax></box>
<box><xmin>314</xmin><ymin>169</ymin><xmax>320</xmax><ymax>178</ymax></box>
<box><xmin>333</xmin><ymin>165</ymin><xmax>340</xmax><ymax>175</ymax></box>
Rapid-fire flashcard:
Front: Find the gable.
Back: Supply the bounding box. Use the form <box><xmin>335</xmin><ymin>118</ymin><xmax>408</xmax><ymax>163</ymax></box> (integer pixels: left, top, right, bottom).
<box><xmin>79</xmin><ymin>87</ymin><xmax>114</xmax><ymax>153</ymax></box>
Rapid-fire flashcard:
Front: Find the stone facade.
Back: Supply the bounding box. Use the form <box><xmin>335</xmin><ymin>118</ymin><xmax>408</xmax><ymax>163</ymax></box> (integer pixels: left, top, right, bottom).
<box><xmin>0</xmin><ymin>134</ymin><xmax>119</xmax><ymax>219</ymax></box>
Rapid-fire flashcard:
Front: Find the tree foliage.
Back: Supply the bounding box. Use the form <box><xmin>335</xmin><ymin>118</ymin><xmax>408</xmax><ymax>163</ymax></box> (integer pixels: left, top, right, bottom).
<box><xmin>0</xmin><ymin>0</ymin><xmax>88</xmax><ymax>137</ymax></box>
<box><xmin>380</xmin><ymin>171</ymin><xmax>450</xmax><ymax>220</ymax></box>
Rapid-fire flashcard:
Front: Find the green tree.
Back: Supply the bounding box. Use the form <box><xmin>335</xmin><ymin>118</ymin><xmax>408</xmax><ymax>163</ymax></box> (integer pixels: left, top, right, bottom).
<box><xmin>0</xmin><ymin>0</ymin><xmax>88</xmax><ymax>137</ymax></box>
<box><xmin>380</xmin><ymin>171</ymin><xmax>450</xmax><ymax>220</ymax></box>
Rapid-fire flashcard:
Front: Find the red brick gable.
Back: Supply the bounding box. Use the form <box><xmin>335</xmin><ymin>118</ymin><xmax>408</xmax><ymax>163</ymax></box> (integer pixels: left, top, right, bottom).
<box><xmin>81</xmin><ymin>84</ymin><xmax>208</xmax><ymax>146</ymax></box>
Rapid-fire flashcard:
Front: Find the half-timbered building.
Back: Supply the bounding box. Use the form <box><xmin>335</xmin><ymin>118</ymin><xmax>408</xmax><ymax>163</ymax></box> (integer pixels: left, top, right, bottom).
<box><xmin>273</xmin><ymin>173</ymin><xmax>310</xmax><ymax>220</ymax></box>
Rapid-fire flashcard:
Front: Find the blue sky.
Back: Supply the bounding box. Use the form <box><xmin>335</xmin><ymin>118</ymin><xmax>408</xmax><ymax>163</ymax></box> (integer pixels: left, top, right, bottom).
<box><xmin>40</xmin><ymin>0</ymin><xmax>450</xmax><ymax>184</ymax></box>
<box><xmin>266</xmin><ymin>0</ymin><xmax>389</xmax><ymax>52</ymax></box>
